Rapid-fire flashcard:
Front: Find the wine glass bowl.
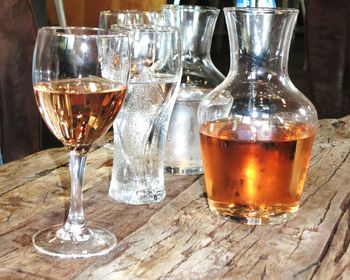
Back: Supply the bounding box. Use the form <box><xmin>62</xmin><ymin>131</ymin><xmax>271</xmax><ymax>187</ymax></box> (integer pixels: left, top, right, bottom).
<box><xmin>32</xmin><ymin>26</ymin><xmax>129</xmax><ymax>258</ymax></box>
<box><xmin>34</xmin><ymin>78</ymin><xmax>127</xmax><ymax>151</ymax></box>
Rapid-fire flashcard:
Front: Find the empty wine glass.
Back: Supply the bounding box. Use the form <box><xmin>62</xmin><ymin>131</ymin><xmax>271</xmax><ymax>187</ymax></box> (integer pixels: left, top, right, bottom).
<box><xmin>32</xmin><ymin>27</ymin><xmax>129</xmax><ymax>258</ymax></box>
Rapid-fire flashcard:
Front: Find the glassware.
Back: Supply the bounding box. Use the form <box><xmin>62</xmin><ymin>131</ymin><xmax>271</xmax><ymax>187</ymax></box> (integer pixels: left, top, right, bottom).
<box><xmin>99</xmin><ymin>10</ymin><xmax>164</xmax><ymax>150</ymax></box>
<box><xmin>162</xmin><ymin>5</ymin><xmax>225</xmax><ymax>175</ymax></box>
<box><xmin>108</xmin><ymin>25</ymin><xmax>181</xmax><ymax>205</ymax></box>
<box><xmin>32</xmin><ymin>27</ymin><xmax>129</xmax><ymax>258</ymax></box>
<box><xmin>198</xmin><ymin>8</ymin><xmax>318</xmax><ymax>225</ymax></box>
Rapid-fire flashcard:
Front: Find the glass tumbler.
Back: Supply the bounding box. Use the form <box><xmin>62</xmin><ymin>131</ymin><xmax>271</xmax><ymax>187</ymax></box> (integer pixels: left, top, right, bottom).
<box><xmin>109</xmin><ymin>25</ymin><xmax>182</xmax><ymax>205</ymax></box>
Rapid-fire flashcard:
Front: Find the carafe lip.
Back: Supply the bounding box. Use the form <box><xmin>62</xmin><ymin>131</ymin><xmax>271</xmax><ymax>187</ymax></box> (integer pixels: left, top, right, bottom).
<box><xmin>224</xmin><ymin>7</ymin><xmax>299</xmax><ymax>15</ymax></box>
<box><xmin>163</xmin><ymin>4</ymin><xmax>220</xmax><ymax>13</ymax></box>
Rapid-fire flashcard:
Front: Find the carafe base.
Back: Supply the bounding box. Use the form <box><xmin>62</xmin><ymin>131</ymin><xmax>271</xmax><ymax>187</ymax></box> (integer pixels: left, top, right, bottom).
<box><xmin>208</xmin><ymin>200</ymin><xmax>299</xmax><ymax>225</ymax></box>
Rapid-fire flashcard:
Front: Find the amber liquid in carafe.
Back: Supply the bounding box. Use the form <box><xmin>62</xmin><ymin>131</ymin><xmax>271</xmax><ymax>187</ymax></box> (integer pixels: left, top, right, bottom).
<box><xmin>200</xmin><ymin>119</ymin><xmax>315</xmax><ymax>225</ymax></box>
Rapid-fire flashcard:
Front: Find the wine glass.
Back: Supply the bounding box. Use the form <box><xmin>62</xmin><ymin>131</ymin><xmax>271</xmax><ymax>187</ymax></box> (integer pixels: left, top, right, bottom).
<box><xmin>99</xmin><ymin>10</ymin><xmax>164</xmax><ymax>150</ymax></box>
<box><xmin>32</xmin><ymin>27</ymin><xmax>129</xmax><ymax>258</ymax></box>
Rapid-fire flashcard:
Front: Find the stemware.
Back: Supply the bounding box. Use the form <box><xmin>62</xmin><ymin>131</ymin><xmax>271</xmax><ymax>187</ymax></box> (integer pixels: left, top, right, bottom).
<box><xmin>32</xmin><ymin>27</ymin><xmax>129</xmax><ymax>258</ymax></box>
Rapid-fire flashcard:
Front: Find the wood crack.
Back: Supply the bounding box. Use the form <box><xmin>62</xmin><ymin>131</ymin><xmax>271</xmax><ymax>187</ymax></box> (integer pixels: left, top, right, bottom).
<box><xmin>292</xmin><ymin>261</ymin><xmax>318</xmax><ymax>279</ymax></box>
<box><xmin>34</xmin><ymin>162</ymin><xmax>68</xmax><ymax>178</ymax></box>
<box><xmin>289</xmin><ymin>229</ymin><xmax>305</xmax><ymax>259</ymax></box>
<box><xmin>309</xmin><ymin>149</ymin><xmax>329</xmax><ymax>168</ymax></box>
<box><xmin>222</xmin><ymin>237</ymin><xmax>263</xmax><ymax>277</ymax></box>
<box><xmin>237</xmin><ymin>226</ymin><xmax>259</xmax><ymax>243</ymax></box>
<box><xmin>301</xmin><ymin>149</ymin><xmax>350</xmax><ymax>207</ymax></box>
<box><xmin>317</xmin><ymin>191</ymin><xmax>337</xmax><ymax>226</ymax></box>
<box><xmin>308</xmin><ymin>204</ymin><xmax>349</xmax><ymax>278</ymax></box>
<box><xmin>0</xmin><ymin>162</ymin><xmax>68</xmax><ymax>197</ymax></box>
<box><xmin>0</xmin><ymin>247</ymin><xmax>18</xmax><ymax>259</ymax></box>
<box><xmin>208</xmin><ymin>221</ymin><xmax>230</xmax><ymax>240</ymax></box>
<box><xmin>334</xmin><ymin>202</ymin><xmax>350</xmax><ymax>263</ymax></box>
<box><xmin>0</xmin><ymin>222</ymin><xmax>28</xmax><ymax>237</ymax></box>
<box><xmin>247</xmin><ymin>254</ymin><xmax>268</xmax><ymax>278</ymax></box>
<box><xmin>164</xmin><ymin>247</ymin><xmax>193</xmax><ymax>277</ymax></box>
<box><xmin>333</xmin><ymin>264</ymin><xmax>350</xmax><ymax>280</ymax></box>
<box><xmin>16</xmin><ymin>268</ymin><xmax>57</xmax><ymax>280</ymax></box>
<box><xmin>0</xmin><ymin>182</ymin><xmax>27</xmax><ymax>196</ymax></box>
<box><xmin>260</xmin><ymin>265</ymin><xmax>267</xmax><ymax>280</ymax></box>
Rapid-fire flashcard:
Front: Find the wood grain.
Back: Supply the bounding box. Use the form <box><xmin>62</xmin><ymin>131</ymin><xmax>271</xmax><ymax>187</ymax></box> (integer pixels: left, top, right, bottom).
<box><xmin>0</xmin><ymin>117</ymin><xmax>349</xmax><ymax>279</ymax></box>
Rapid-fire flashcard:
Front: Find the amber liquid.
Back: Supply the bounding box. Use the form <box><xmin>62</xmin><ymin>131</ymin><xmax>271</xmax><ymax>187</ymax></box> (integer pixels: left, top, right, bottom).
<box><xmin>34</xmin><ymin>78</ymin><xmax>126</xmax><ymax>149</ymax></box>
<box><xmin>200</xmin><ymin>119</ymin><xmax>315</xmax><ymax>225</ymax></box>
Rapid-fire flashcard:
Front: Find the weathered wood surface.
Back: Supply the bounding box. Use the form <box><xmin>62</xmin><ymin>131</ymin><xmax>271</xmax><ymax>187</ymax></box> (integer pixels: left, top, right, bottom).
<box><xmin>0</xmin><ymin>117</ymin><xmax>349</xmax><ymax>280</ymax></box>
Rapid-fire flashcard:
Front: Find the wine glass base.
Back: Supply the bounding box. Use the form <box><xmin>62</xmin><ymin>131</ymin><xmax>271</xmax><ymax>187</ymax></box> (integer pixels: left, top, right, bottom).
<box><xmin>32</xmin><ymin>224</ymin><xmax>117</xmax><ymax>259</ymax></box>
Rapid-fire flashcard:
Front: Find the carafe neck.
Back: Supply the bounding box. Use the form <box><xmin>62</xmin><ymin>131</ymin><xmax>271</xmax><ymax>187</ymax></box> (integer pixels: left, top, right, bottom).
<box><xmin>164</xmin><ymin>5</ymin><xmax>220</xmax><ymax>60</ymax></box>
<box><xmin>225</xmin><ymin>8</ymin><xmax>298</xmax><ymax>80</ymax></box>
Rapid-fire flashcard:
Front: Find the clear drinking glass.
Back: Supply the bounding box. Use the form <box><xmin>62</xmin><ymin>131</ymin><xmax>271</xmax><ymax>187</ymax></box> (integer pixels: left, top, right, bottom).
<box><xmin>198</xmin><ymin>8</ymin><xmax>318</xmax><ymax>225</ymax></box>
<box><xmin>99</xmin><ymin>10</ymin><xmax>164</xmax><ymax>150</ymax></box>
<box><xmin>32</xmin><ymin>27</ymin><xmax>129</xmax><ymax>258</ymax></box>
<box><xmin>162</xmin><ymin>5</ymin><xmax>225</xmax><ymax>175</ymax></box>
<box><xmin>108</xmin><ymin>25</ymin><xmax>182</xmax><ymax>205</ymax></box>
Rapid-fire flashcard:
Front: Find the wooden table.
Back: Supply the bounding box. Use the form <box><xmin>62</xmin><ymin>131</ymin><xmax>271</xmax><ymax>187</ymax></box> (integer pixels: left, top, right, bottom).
<box><xmin>0</xmin><ymin>117</ymin><xmax>349</xmax><ymax>280</ymax></box>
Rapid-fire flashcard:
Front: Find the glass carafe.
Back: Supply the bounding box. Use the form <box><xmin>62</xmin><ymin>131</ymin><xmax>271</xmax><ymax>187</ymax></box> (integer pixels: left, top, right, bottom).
<box><xmin>198</xmin><ymin>8</ymin><xmax>318</xmax><ymax>225</ymax></box>
<box><xmin>163</xmin><ymin>5</ymin><xmax>225</xmax><ymax>175</ymax></box>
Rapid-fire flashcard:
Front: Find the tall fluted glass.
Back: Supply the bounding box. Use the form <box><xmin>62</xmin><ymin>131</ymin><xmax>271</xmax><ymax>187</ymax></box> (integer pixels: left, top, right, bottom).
<box><xmin>109</xmin><ymin>25</ymin><xmax>182</xmax><ymax>205</ymax></box>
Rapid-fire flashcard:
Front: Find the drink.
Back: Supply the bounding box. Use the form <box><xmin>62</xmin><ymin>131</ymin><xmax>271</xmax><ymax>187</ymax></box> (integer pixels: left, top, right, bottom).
<box><xmin>34</xmin><ymin>77</ymin><xmax>126</xmax><ymax>149</ymax></box>
<box><xmin>110</xmin><ymin>75</ymin><xmax>178</xmax><ymax>204</ymax></box>
<box><xmin>200</xmin><ymin>119</ymin><xmax>315</xmax><ymax>225</ymax></box>
<box><xmin>165</xmin><ymin>87</ymin><xmax>212</xmax><ymax>175</ymax></box>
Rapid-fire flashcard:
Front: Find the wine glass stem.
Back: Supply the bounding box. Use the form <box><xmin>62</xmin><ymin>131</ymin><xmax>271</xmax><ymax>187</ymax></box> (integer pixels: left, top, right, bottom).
<box><xmin>58</xmin><ymin>149</ymin><xmax>90</xmax><ymax>241</ymax></box>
